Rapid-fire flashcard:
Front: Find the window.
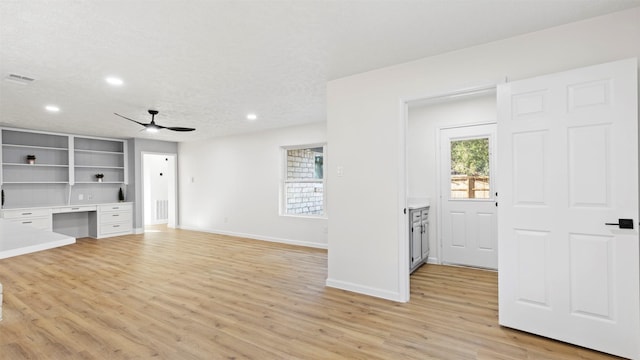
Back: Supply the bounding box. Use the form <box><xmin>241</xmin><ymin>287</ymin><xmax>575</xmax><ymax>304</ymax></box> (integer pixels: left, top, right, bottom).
<box><xmin>450</xmin><ymin>137</ymin><xmax>490</xmax><ymax>199</ymax></box>
<box><xmin>282</xmin><ymin>145</ymin><xmax>325</xmax><ymax>216</ymax></box>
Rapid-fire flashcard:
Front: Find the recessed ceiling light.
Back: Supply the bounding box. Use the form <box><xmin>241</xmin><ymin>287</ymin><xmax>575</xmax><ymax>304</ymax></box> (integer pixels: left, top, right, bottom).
<box><xmin>106</xmin><ymin>76</ymin><xmax>124</xmax><ymax>86</ymax></box>
<box><xmin>45</xmin><ymin>105</ymin><xmax>60</xmax><ymax>112</ymax></box>
<box><xmin>247</xmin><ymin>113</ymin><xmax>257</xmax><ymax>121</ymax></box>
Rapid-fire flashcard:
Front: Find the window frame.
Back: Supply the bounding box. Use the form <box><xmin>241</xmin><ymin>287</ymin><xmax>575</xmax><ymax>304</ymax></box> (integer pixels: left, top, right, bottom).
<box><xmin>280</xmin><ymin>143</ymin><xmax>327</xmax><ymax>218</ymax></box>
<box><xmin>447</xmin><ymin>134</ymin><xmax>496</xmax><ymax>202</ymax></box>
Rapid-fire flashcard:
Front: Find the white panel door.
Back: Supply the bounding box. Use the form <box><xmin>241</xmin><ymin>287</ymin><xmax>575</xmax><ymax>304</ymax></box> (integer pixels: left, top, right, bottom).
<box><xmin>497</xmin><ymin>58</ymin><xmax>639</xmax><ymax>359</ymax></box>
<box><xmin>440</xmin><ymin>124</ymin><xmax>498</xmax><ymax>269</ymax></box>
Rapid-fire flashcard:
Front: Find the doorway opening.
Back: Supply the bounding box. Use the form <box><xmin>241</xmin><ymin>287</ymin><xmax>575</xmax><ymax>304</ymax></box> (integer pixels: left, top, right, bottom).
<box><xmin>142</xmin><ymin>153</ymin><xmax>177</xmax><ymax>231</ymax></box>
<box><xmin>402</xmin><ymin>84</ymin><xmax>497</xmax><ymax>300</ymax></box>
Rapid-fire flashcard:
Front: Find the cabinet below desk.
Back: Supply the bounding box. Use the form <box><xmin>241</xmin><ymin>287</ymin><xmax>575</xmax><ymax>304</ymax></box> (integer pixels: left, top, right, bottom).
<box><xmin>2</xmin><ymin>208</ymin><xmax>52</xmax><ymax>231</ymax></box>
<box><xmin>1</xmin><ymin>202</ymin><xmax>133</xmax><ymax>239</ymax></box>
<box><xmin>93</xmin><ymin>204</ymin><xmax>133</xmax><ymax>238</ymax></box>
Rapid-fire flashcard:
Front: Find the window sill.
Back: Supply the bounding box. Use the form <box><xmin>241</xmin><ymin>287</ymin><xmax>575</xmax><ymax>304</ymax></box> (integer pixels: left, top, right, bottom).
<box><xmin>280</xmin><ymin>213</ymin><xmax>328</xmax><ymax>220</ymax></box>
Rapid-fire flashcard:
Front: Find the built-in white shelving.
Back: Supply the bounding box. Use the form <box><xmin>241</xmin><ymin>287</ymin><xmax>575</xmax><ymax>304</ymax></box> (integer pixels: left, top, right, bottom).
<box><xmin>1</xmin><ymin>128</ymin><xmax>128</xmax><ymax>209</ymax></box>
<box><xmin>1</xmin><ymin>129</ymin><xmax>70</xmax><ymax>185</ymax></box>
<box><xmin>73</xmin><ymin>136</ymin><xmax>126</xmax><ymax>185</ymax></box>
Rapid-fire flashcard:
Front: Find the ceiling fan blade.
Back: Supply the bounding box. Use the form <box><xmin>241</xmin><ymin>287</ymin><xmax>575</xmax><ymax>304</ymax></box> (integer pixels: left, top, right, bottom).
<box><xmin>115</xmin><ymin>111</ymin><xmax>195</xmax><ymax>133</ymax></box>
<box><xmin>166</xmin><ymin>126</ymin><xmax>196</xmax><ymax>132</ymax></box>
<box><xmin>114</xmin><ymin>113</ymin><xmax>147</xmax><ymax>126</ymax></box>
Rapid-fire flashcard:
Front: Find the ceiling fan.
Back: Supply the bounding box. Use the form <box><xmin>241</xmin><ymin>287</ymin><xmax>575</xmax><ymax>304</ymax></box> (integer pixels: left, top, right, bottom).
<box><xmin>114</xmin><ymin>110</ymin><xmax>195</xmax><ymax>132</ymax></box>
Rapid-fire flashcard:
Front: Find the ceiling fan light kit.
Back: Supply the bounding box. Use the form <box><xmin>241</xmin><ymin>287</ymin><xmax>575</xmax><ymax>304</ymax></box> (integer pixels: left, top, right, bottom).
<box><xmin>114</xmin><ymin>109</ymin><xmax>196</xmax><ymax>133</ymax></box>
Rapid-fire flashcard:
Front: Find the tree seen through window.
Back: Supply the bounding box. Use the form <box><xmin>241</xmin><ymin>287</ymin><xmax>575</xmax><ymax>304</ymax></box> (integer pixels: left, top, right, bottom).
<box><xmin>450</xmin><ymin>138</ymin><xmax>490</xmax><ymax>199</ymax></box>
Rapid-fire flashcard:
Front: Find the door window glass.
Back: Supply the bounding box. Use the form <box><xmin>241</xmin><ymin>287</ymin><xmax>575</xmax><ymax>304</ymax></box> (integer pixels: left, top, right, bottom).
<box><xmin>450</xmin><ymin>137</ymin><xmax>490</xmax><ymax>199</ymax></box>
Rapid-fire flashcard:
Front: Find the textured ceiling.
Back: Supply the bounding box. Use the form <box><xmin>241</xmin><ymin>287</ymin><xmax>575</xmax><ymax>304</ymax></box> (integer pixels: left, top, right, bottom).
<box><xmin>1</xmin><ymin>1</ymin><xmax>639</xmax><ymax>142</ymax></box>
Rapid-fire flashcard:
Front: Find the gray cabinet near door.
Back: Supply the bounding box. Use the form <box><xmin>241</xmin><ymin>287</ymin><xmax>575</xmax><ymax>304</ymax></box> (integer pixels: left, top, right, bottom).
<box><xmin>409</xmin><ymin>206</ymin><xmax>429</xmax><ymax>273</ymax></box>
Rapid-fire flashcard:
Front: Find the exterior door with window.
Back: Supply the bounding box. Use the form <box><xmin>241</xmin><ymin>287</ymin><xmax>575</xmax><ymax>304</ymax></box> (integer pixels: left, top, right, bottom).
<box><xmin>497</xmin><ymin>58</ymin><xmax>639</xmax><ymax>358</ymax></box>
<box><xmin>440</xmin><ymin>124</ymin><xmax>497</xmax><ymax>269</ymax></box>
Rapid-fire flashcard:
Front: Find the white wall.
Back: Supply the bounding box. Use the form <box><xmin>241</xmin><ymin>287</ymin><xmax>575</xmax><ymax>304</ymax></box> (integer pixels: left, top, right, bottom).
<box><xmin>178</xmin><ymin>122</ymin><xmax>327</xmax><ymax>248</ymax></box>
<box><xmin>327</xmin><ymin>8</ymin><xmax>640</xmax><ymax>301</ymax></box>
<box><xmin>408</xmin><ymin>93</ymin><xmax>497</xmax><ymax>263</ymax></box>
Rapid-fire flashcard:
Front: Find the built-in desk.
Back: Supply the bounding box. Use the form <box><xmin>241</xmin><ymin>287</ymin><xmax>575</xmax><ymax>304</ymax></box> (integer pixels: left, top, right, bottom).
<box><xmin>1</xmin><ymin>202</ymin><xmax>133</xmax><ymax>239</ymax></box>
<box><xmin>0</xmin><ymin>218</ymin><xmax>75</xmax><ymax>260</ymax></box>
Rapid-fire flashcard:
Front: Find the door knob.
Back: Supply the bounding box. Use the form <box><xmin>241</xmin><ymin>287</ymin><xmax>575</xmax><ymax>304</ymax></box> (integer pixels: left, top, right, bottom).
<box><xmin>605</xmin><ymin>218</ymin><xmax>634</xmax><ymax>229</ymax></box>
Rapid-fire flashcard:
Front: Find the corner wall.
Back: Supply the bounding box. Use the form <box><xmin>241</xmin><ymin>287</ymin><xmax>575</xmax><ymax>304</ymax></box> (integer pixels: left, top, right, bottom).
<box><xmin>178</xmin><ymin>122</ymin><xmax>327</xmax><ymax>248</ymax></box>
<box><xmin>326</xmin><ymin>8</ymin><xmax>640</xmax><ymax>301</ymax></box>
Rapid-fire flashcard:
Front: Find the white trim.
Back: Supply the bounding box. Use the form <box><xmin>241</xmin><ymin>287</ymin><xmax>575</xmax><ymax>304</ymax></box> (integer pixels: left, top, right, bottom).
<box><xmin>178</xmin><ymin>224</ymin><xmax>328</xmax><ymax>249</ymax></box>
<box><xmin>1</xmin><ymin>126</ymin><xmax>127</xmax><ymax>143</ymax></box>
<box><xmin>325</xmin><ymin>278</ymin><xmax>405</xmax><ymax>302</ymax></box>
<box><xmin>397</xmin><ymin>99</ymin><xmax>410</xmax><ymax>302</ymax></box>
<box><xmin>280</xmin><ymin>213</ymin><xmax>328</xmax><ymax>220</ymax></box>
<box><xmin>281</xmin><ymin>142</ymin><xmax>326</xmax><ymax>151</ymax></box>
<box><xmin>403</xmin><ymin>82</ymin><xmax>500</xmax><ymax>106</ymax></box>
<box><xmin>134</xmin><ymin>227</ymin><xmax>144</xmax><ymax>234</ymax></box>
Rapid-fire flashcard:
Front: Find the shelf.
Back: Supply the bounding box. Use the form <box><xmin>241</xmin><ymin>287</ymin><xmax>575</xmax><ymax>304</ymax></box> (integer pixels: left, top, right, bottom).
<box><xmin>3</xmin><ymin>163</ymin><xmax>69</xmax><ymax>168</ymax></box>
<box><xmin>1</xmin><ymin>129</ymin><xmax>128</xmax><ymax>201</ymax></box>
<box><xmin>74</xmin><ymin>181</ymin><xmax>124</xmax><ymax>184</ymax></box>
<box><xmin>74</xmin><ymin>149</ymin><xmax>124</xmax><ymax>155</ymax></box>
<box><xmin>2</xmin><ymin>181</ymin><xmax>68</xmax><ymax>184</ymax></box>
<box><xmin>74</xmin><ymin>165</ymin><xmax>124</xmax><ymax>169</ymax></box>
<box><xmin>2</xmin><ymin>144</ymin><xmax>68</xmax><ymax>151</ymax></box>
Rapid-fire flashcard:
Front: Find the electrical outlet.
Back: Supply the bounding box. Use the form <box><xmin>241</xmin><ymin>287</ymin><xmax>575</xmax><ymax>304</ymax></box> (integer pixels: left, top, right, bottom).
<box><xmin>78</xmin><ymin>194</ymin><xmax>84</xmax><ymax>200</ymax></box>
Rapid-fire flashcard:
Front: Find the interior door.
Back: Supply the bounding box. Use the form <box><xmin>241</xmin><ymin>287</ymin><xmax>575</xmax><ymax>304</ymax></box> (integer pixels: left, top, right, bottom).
<box><xmin>440</xmin><ymin>124</ymin><xmax>498</xmax><ymax>269</ymax></box>
<box><xmin>497</xmin><ymin>58</ymin><xmax>639</xmax><ymax>359</ymax></box>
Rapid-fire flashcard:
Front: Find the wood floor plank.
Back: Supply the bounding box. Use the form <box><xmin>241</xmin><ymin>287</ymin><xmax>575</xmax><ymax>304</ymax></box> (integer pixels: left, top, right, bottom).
<box><xmin>0</xmin><ymin>226</ymin><xmax>624</xmax><ymax>359</ymax></box>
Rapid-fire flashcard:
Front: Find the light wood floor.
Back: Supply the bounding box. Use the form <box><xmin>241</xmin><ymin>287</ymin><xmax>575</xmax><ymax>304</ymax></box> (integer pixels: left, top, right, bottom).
<box><xmin>0</xmin><ymin>227</ymin><xmax>622</xmax><ymax>359</ymax></box>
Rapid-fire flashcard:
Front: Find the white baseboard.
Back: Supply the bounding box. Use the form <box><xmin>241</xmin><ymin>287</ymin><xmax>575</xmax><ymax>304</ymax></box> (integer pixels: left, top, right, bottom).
<box><xmin>177</xmin><ymin>225</ymin><xmax>328</xmax><ymax>250</ymax></box>
<box><xmin>325</xmin><ymin>278</ymin><xmax>405</xmax><ymax>302</ymax></box>
<box><xmin>134</xmin><ymin>228</ymin><xmax>144</xmax><ymax>234</ymax></box>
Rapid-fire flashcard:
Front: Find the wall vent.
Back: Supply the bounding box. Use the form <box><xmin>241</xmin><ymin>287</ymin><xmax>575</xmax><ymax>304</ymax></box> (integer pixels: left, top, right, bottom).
<box><xmin>5</xmin><ymin>73</ymin><xmax>36</xmax><ymax>85</ymax></box>
<box><xmin>156</xmin><ymin>199</ymin><xmax>169</xmax><ymax>221</ymax></box>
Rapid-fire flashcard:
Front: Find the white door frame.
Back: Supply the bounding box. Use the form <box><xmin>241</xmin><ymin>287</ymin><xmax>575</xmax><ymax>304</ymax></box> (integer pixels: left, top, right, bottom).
<box><xmin>399</xmin><ymin>82</ymin><xmax>500</xmax><ymax>302</ymax></box>
<box><xmin>141</xmin><ymin>151</ymin><xmax>178</xmax><ymax>229</ymax></box>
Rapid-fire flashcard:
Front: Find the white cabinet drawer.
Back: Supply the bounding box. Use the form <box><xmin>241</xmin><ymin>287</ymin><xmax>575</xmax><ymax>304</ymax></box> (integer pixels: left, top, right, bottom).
<box><xmin>100</xmin><ymin>210</ymin><xmax>132</xmax><ymax>225</ymax></box>
<box><xmin>99</xmin><ymin>222</ymin><xmax>132</xmax><ymax>235</ymax></box>
<box><xmin>7</xmin><ymin>217</ymin><xmax>51</xmax><ymax>230</ymax></box>
<box><xmin>2</xmin><ymin>208</ymin><xmax>51</xmax><ymax>219</ymax></box>
<box><xmin>96</xmin><ymin>203</ymin><xmax>132</xmax><ymax>238</ymax></box>
<box><xmin>52</xmin><ymin>205</ymin><xmax>97</xmax><ymax>214</ymax></box>
<box><xmin>98</xmin><ymin>204</ymin><xmax>132</xmax><ymax>212</ymax></box>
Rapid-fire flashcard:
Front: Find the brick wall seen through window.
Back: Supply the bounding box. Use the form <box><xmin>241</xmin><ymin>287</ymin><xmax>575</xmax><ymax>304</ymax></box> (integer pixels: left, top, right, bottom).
<box><xmin>284</xmin><ymin>146</ymin><xmax>324</xmax><ymax>216</ymax></box>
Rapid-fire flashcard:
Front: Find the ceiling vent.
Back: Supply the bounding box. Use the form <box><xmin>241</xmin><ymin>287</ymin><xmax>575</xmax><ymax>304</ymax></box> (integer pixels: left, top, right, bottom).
<box><xmin>5</xmin><ymin>73</ymin><xmax>36</xmax><ymax>85</ymax></box>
